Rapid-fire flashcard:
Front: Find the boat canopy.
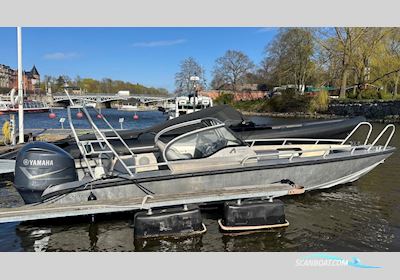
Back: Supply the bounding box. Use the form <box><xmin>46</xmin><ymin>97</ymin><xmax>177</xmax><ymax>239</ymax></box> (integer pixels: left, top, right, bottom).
<box><xmin>149</xmin><ymin>105</ymin><xmax>247</xmax><ymax>134</ymax></box>
<box><xmin>155</xmin><ymin>118</ymin><xmax>246</xmax><ymax>161</ymax></box>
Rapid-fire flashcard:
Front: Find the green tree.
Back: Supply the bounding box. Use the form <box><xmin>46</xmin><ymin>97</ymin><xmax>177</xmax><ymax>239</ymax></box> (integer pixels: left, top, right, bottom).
<box><xmin>315</xmin><ymin>28</ymin><xmax>370</xmax><ymax>98</ymax></box>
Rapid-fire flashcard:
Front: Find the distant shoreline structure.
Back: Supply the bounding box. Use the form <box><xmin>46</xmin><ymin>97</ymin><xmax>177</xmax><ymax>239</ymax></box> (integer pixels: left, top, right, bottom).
<box><xmin>0</xmin><ymin>64</ymin><xmax>40</xmax><ymax>94</ymax></box>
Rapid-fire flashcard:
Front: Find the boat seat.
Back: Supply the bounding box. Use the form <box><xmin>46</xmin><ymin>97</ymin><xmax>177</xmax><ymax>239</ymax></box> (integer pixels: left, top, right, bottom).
<box><xmin>111</xmin><ymin>152</ymin><xmax>159</xmax><ymax>175</ymax></box>
<box><xmin>163</xmin><ymin>146</ymin><xmax>257</xmax><ymax>174</ymax></box>
<box><xmin>155</xmin><ymin>140</ymin><xmax>192</xmax><ymax>161</ymax></box>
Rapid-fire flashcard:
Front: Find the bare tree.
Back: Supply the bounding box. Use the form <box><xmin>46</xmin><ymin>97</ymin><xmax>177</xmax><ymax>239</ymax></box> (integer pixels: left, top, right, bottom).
<box><xmin>175</xmin><ymin>57</ymin><xmax>206</xmax><ymax>95</ymax></box>
<box><xmin>210</xmin><ymin>72</ymin><xmax>226</xmax><ymax>90</ymax></box>
<box><xmin>212</xmin><ymin>50</ymin><xmax>255</xmax><ymax>92</ymax></box>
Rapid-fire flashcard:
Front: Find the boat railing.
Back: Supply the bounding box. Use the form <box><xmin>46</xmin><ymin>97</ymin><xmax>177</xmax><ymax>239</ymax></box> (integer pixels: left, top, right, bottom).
<box><xmin>117</xmin><ymin>137</ymin><xmax>392</xmax><ymax>171</ymax></box>
<box><xmin>368</xmin><ymin>124</ymin><xmax>395</xmax><ymax>151</ymax></box>
<box><xmin>67</xmin><ymin>107</ymin><xmax>95</xmax><ymax>177</ymax></box>
<box><xmin>246</xmin><ymin>138</ymin><xmax>344</xmax><ymax>147</ymax></box>
<box><xmin>67</xmin><ymin>105</ymin><xmax>137</xmax><ymax>178</ymax></box>
<box><xmin>242</xmin><ymin>123</ymin><xmax>396</xmax><ymax>166</ymax></box>
<box><xmin>341</xmin><ymin>121</ymin><xmax>373</xmax><ymax>145</ymax></box>
<box><xmin>116</xmin><ymin>145</ymin><xmax>355</xmax><ymax>171</ymax></box>
<box><xmin>240</xmin><ymin>146</ymin><xmax>352</xmax><ymax>166</ymax></box>
<box><xmin>340</xmin><ymin>121</ymin><xmax>395</xmax><ymax>151</ymax></box>
<box><xmin>63</xmin><ymin>89</ymin><xmax>139</xmax><ymax>178</ymax></box>
<box><xmin>240</xmin><ymin>144</ymin><xmax>381</xmax><ymax>166</ymax></box>
<box><xmin>246</xmin><ymin>121</ymin><xmax>389</xmax><ymax>149</ymax></box>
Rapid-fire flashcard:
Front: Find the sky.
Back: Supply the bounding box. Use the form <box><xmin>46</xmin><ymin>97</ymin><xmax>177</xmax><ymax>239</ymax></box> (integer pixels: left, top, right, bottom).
<box><xmin>0</xmin><ymin>27</ymin><xmax>277</xmax><ymax>91</ymax></box>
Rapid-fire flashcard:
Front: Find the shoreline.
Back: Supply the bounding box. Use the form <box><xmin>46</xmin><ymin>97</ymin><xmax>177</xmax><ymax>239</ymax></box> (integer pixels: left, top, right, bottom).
<box><xmin>1</xmin><ymin>109</ymin><xmax>399</xmax><ymax>146</ymax></box>
<box><xmin>239</xmin><ymin>110</ymin><xmax>400</xmax><ymax>123</ymax></box>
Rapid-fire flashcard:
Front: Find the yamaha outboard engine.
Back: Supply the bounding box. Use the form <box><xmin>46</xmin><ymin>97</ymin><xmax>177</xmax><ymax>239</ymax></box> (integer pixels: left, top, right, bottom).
<box><xmin>14</xmin><ymin>142</ymin><xmax>78</xmax><ymax>204</ymax></box>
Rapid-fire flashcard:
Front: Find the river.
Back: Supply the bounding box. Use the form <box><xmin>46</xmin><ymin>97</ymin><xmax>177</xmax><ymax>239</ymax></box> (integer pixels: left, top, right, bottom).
<box><xmin>0</xmin><ymin>110</ymin><xmax>399</xmax><ymax>251</ymax></box>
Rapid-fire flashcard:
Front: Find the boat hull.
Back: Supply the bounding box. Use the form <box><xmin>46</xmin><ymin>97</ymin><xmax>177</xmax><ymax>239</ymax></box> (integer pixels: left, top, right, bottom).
<box><xmin>42</xmin><ymin>149</ymin><xmax>393</xmax><ymax>205</ymax></box>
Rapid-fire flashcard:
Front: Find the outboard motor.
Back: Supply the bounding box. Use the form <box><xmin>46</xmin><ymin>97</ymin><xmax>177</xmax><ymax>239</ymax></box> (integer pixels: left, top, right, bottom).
<box><xmin>14</xmin><ymin>142</ymin><xmax>78</xmax><ymax>204</ymax></box>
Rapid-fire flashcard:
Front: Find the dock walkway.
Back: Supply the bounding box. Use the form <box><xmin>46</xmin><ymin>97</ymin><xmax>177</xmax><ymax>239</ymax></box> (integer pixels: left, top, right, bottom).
<box><xmin>0</xmin><ymin>159</ymin><xmax>14</xmax><ymax>174</ymax></box>
<box><xmin>0</xmin><ymin>184</ymin><xmax>298</xmax><ymax>223</ymax></box>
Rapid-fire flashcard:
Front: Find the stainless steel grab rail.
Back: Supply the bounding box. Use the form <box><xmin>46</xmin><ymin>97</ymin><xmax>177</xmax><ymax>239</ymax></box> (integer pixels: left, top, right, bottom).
<box><xmin>240</xmin><ymin>146</ymin><xmax>354</xmax><ymax>166</ymax></box>
<box><xmin>246</xmin><ymin>138</ymin><xmax>343</xmax><ymax>147</ymax></box>
<box><xmin>241</xmin><ymin>124</ymin><xmax>395</xmax><ymax>166</ymax></box>
<box><xmin>247</xmin><ymin>122</ymin><xmax>374</xmax><ymax>147</ymax></box>
<box><xmin>368</xmin><ymin>124</ymin><xmax>396</xmax><ymax>151</ymax></box>
<box><xmin>341</xmin><ymin>121</ymin><xmax>373</xmax><ymax>145</ymax></box>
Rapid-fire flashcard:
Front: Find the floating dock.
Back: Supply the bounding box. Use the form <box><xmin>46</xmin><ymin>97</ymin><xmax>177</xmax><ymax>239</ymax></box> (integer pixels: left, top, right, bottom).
<box><xmin>0</xmin><ymin>159</ymin><xmax>15</xmax><ymax>174</ymax></box>
<box><xmin>0</xmin><ymin>183</ymin><xmax>301</xmax><ymax>223</ymax></box>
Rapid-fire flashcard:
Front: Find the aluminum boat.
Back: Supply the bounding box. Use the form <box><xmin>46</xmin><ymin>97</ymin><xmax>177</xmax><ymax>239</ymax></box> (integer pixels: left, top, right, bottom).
<box><xmin>13</xmin><ymin>105</ymin><xmax>395</xmax><ymax>206</ymax></box>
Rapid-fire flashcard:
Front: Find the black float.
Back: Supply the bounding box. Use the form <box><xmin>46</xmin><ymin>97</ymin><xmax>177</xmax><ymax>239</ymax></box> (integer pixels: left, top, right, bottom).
<box><xmin>134</xmin><ymin>205</ymin><xmax>207</xmax><ymax>239</ymax></box>
<box><xmin>218</xmin><ymin>198</ymin><xmax>289</xmax><ymax>232</ymax></box>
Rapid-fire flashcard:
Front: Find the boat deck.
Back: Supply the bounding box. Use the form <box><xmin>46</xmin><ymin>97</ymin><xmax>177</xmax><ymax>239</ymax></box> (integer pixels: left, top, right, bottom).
<box><xmin>0</xmin><ymin>183</ymin><xmax>298</xmax><ymax>223</ymax></box>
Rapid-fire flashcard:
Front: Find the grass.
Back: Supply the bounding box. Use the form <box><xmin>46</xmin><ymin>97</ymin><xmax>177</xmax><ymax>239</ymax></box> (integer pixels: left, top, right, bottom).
<box><xmin>309</xmin><ymin>90</ymin><xmax>329</xmax><ymax>113</ymax></box>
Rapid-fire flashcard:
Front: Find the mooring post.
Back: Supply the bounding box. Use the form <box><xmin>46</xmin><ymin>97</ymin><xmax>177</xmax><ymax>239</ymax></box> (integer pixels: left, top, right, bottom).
<box><xmin>17</xmin><ymin>27</ymin><xmax>24</xmax><ymax>144</ymax></box>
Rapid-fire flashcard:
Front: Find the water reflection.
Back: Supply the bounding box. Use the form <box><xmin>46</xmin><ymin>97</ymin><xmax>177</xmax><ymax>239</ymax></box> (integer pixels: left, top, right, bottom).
<box><xmin>134</xmin><ymin>235</ymin><xmax>204</xmax><ymax>252</ymax></box>
<box><xmin>89</xmin><ymin>223</ymin><xmax>99</xmax><ymax>250</ymax></box>
<box><xmin>15</xmin><ymin>219</ymin><xmax>135</xmax><ymax>252</ymax></box>
<box><xmin>221</xmin><ymin>229</ymin><xmax>290</xmax><ymax>252</ymax></box>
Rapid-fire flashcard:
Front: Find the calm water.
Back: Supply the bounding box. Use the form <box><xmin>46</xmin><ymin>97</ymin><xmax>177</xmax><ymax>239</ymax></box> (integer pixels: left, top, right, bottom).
<box><xmin>0</xmin><ymin>108</ymin><xmax>167</xmax><ymax>131</ymax></box>
<box><xmin>0</xmin><ymin>112</ymin><xmax>399</xmax><ymax>252</ymax></box>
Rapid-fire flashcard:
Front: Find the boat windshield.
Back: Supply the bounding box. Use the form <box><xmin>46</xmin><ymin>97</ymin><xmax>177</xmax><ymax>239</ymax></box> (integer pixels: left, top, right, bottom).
<box><xmin>164</xmin><ymin>126</ymin><xmax>244</xmax><ymax>161</ymax></box>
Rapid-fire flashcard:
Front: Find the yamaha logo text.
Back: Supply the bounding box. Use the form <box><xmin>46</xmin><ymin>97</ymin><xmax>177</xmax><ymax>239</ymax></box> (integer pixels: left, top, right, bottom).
<box><xmin>23</xmin><ymin>159</ymin><xmax>54</xmax><ymax>166</ymax></box>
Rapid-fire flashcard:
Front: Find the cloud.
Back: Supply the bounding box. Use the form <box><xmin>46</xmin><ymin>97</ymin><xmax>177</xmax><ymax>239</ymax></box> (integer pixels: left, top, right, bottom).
<box><xmin>132</xmin><ymin>39</ymin><xmax>187</xmax><ymax>47</ymax></box>
<box><xmin>256</xmin><ymin>27</ymin><xmax>277</xmax><ymax>33</ymax></box>
<box><xmin>43</xmin><ymin>52</ymin><xmax>79</xmax><ymax>60</ymax></box>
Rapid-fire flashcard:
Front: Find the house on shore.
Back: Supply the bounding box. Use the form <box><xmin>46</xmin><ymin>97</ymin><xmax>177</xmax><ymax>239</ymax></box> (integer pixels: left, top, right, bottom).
<box><xmin>0</xmin><ymin>64</ymin><xmax>40</xmax><ymax>94</ymax></box>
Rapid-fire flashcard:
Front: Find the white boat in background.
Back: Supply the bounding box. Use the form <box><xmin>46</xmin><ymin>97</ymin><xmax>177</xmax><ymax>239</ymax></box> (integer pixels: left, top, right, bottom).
<box><xmin>83</xmin><ymin>102</ymin><xmax>97</xmax><ymax>108</ymax></box>
<box><xmin>0</xmin><ymin>99</ymin><xmax>49</xmax><ymax>113</ymax></box>
<box><xmin>163</xmin><ymin>94</ymin><xmax>213</xmax><ymax>119</ymax></box>
<box><xmin>70</xmin><ymin>100</ymin><xmax>97</xmax><ymax>108</ymax></box>
<box><xmin>0</xmin><ymin>100</ymin><xmax>12</xmax><ymax>112</ymax></box>
<box><xmin>118</xmin><ymin>103</ymin><xmax>157</xmax><ymax>111</ymax></box>
<box><xmin>0</xmin><ymin>89</ymin><xmax>49</xmax><ymax>114</ymax></box>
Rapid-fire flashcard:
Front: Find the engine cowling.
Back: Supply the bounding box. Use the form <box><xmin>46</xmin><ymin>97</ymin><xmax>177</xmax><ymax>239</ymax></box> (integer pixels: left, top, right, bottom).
<box><xmin>14</xmin><ymin>142</ymin><xmax>78</xmax><ymax>204</ymax></box>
